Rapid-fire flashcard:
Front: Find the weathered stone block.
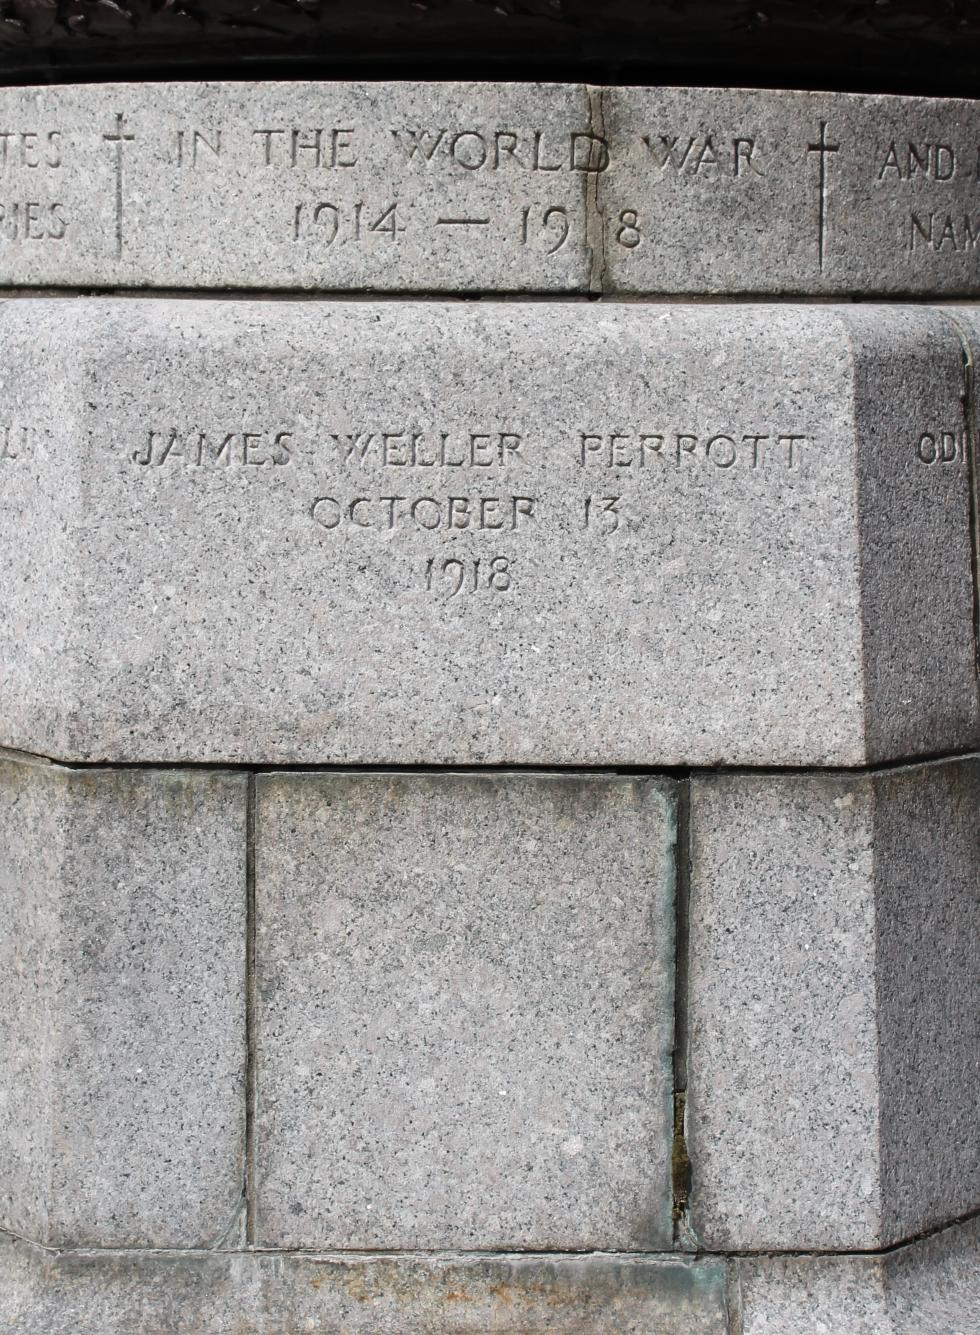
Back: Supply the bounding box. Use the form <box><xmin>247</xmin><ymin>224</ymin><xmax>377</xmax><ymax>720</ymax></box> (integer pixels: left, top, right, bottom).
<box><xmin>687</xmin><ymin>757</ymin><xmax>980</xmax><ymax>1251</ymax></box>
<box><xmin>0</xmin><ymin>1234</ymin><xmax>729</xmax><ymax>1334</ymax></box>
<box><xmin>0</xmin><ymin>753</ymin><xmax>247</xmax><ymax>1247</ymax></box>
<box><xmin>0</xmin><ymin>81</ymin><xmax>593</xmax><ymax>292</ymax></box>
<box><xmin>0</xmin><ymin>299</ymin><xmax>975</xmax><ymax>766</ymax></box>
<box><xmin>734</xmin><ymin>1214</ymin><xmax>980</xmax><ymax>1335</ymax></box>
<box><xmin>252</xmin><ymin>771</ymin><xmax>676</xmax><ymax>1249</ymax></box>
<box><xmin>0</xmin><ymin>82</ymin><xmax>979</xmax><ymax>296</ymax></box>
<box><xmin>599</xmin><ymin>87</ymin><xmax>980</xmax><ymax>296</ymax></box>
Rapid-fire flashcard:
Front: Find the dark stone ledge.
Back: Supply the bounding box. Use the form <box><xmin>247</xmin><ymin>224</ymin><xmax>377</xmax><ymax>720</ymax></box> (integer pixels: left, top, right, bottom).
<box><xmin>0</xmin><ymin>0</ymin><xmax>978</xmax><ymax>97</ymax></box>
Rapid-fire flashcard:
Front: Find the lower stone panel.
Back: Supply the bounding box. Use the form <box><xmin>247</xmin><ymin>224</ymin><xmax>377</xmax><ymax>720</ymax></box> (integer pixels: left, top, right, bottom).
<box><xmin>0</xmin><ymin>1238</ymin><xmax>727</xmax><ymax>1334</ymax></box>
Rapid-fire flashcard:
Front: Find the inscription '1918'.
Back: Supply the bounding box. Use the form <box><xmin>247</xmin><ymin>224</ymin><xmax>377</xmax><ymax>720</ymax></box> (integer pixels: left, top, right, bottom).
<box><xmin>424</xmin><ymin>555</ymin><xmax>512</xmax><ymax>596</ymax></box>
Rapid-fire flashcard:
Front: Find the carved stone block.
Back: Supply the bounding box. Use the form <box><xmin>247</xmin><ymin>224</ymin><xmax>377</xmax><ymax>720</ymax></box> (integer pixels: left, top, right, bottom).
<box><xmin>687</xmin><ymin>758</ymin><xmax>980</xmax><ymax>1251</ymax></box>
<box><xmin>0</xmin><ymin>83</ymin><xmax>977</xmax><ymax>295</ymax></box>
<box><xmin>252</xmin><ymin>771</ymin><xmax>676</xmax><ymax>1249</ymax></box>
<box><xmin>599</xmin><ymin>87</ymin><xmax>980</xmax><ymax>296</ymax></box>
<box><xmin>0</xmin><ymin>299</ymin><xmax>974</xmax><ymax>765</ymax></box>
<box><xmin>0</xmin><ymin>754</ymin><xmax>247</xmax><ymax>1247</ymax></box>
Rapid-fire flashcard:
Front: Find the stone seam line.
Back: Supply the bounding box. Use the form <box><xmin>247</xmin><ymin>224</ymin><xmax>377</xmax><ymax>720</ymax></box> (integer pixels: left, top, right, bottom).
<box><xmin>584</xmin><ymin>84</ymin><xmax>607</xmax><ymax>296</ymax></box>
<box><xmin>244</xmin><ymin>770</ymin><xmax>258</xmax><ymax>1247</ymax></box>
<box><xmin>2</xmin><ymin>1207</ymin><xmax>980</xmax><ymax>1258</ymax></box>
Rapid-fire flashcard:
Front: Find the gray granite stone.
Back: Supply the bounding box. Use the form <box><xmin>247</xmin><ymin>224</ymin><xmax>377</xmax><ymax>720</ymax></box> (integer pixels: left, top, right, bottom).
<box><xmin>0</xmin><ymin>1234</ymin><xmax>729</xmax><ymax>1335</ymax></box>
<box><xmin>687</xmin><ymin>757</ymin><xmax>980</xmax><ymax>1252</ymax></box>
<box><xmin>734</xmin><ymin>1214</ymin><xmax>980</xmax><ymax>1335</ymax></box>
<box><xmin>0</xmin><ymin>81</ymin><xmax>593</xmax><ymax>293</ymax></box>
<box><xmin>936</xmin><ymin>309</ymin><xmax>980</xmax><ymax>596</ymax></box>
<box><xmin>0</xmin><ymin>298</ymin><xmax>975</xmax><ymax>766</ymax></box>
<box><xmin>252</xmin><ymin>771</ymin><xmax>676</xmax><ymax>1250</ymax></box>
<box><xmin>1</xmin><ymin>81</ymin><xmax>980</xmax><ymax>295</ymax></box>
<box><xmin>599</xmin><ymin>87</ymin><xmax>980</xmax><ymax>297</ymax></box>
<box><xmin>0</xmin><ymin>752</ymin><xmax>247</xmax><ymax>1247</ymax></box>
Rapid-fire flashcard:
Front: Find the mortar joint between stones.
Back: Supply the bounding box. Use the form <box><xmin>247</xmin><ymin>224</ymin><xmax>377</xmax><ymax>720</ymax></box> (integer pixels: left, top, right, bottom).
<box><xmin>671</xmin><ymin>778</ymin><xmax>692</xmax><ymax>1237</ymax></box>
<box><xmin>244</xmin><ymin>770</ymin><xmax>258</xmax><ymax>1247</ymax></box>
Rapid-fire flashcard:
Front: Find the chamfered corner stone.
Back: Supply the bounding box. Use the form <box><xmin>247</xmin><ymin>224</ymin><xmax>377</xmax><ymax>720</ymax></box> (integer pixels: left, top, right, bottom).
<box><xmin>686</xmin><ymin>756</ymin><xmax>980</xmax><ymax>1252</ymax></box>
<box><xmin>733</xmin><ymin>1213</ymin><xmax>980</xmax><ymax>1335</ymax></box>
<box><xmin>0</xmin><ymin>298</ymin><xmax>975</xmax><ymax>767</ymax></box>
<box><xmin>598</xmin><ymin>87</ymin><xmax>980</xmax><ymax>297</ymax></box>
<box><xmin>0</xmin><ymin>1235</ymin><xmax>729</xmax><ymax>1334</ymax></box>
<box><xmin>847</xmin><ymin>304</ymin><xmax>978</xmax><ymax>762</ymax></box>
<box><xmin>252</xmin><ymin>771</ymin><xmax>676</xmax><ymax>1250</ymax></box>
<box><xmin>936</xmin><ymin>302</ymin><xmax>980</xmax><ymax>476</ymax></box>
<box><xmin>0</xmin><ymin>752</ymin><xmax>247</xmax><ymax>1248</ymax></box>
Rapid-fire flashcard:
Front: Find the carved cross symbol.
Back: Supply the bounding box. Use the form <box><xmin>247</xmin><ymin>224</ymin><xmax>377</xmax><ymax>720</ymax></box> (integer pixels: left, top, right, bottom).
<box><xmin>806</xmin><ymin>121</ymin><xmax>840</xmax><ymax>271</ymax></box>
<box><xmin>103</xmin><ymin>113</ymin><xmax>135</xmax><ymax>259</ymax></box>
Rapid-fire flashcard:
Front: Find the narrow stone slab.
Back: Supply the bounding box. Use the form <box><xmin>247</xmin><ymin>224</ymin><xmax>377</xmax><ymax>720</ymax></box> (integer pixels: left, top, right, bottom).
<box><xmin>0</xmin><ymin>299</ymin><xmax>975</xmax><ymax>765</ymax></box>
<box><xmin>599</xmin><ymin>87</ymin><xmax>980</xmax><ymax>296</ymax></box>
<box><xmin>0</xmin><ymin>82</ymin><xmax>978</xmax><ymax>294</ymax></box>
<box><xmin>0</xmin><ymin>753</ymin><xmax>247</xmax><ymax>1248</ymax></box>
<box><xmin>687</xmin><ymin>757</ymin><xmax>980</xmax><ymax>1251</ymax></box>
<box><xmin>253</xmin><ymin>772</ymin><xmax>676</xmax><ymax>1250</ymax></box>
<box><xmin>735</xmin><ymin>1215</ymin><xmax>980</xmax><ymax>1335</ymax></box>
<box><xmin>0</xmin><ymin>1236</ymin><xmax>729</xmax><ymax>1335</ymax></box>
<box><xmin>0</xmin><ymin>81</ymin><xmax>594</xmax><ymax>292</ymax></box>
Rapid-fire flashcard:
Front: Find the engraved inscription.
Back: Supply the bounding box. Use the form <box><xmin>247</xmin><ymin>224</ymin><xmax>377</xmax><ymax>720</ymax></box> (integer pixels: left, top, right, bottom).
<box><xmin>916</xmin><ymin>430</ymin><xmax>968</xmax><ymax>463</ymax></box>
<box><xmin>116</xmin><ymin>401</ymin><xmax>955</xmax><ymax>607</ymax></box>
<box><xmin>578</xmin><ymin>430</ymin><xmax>808</xmax><ymax>469</ymax></box>
<box><xmin>878</xmin><ymin>141</ymin><xmax>957</xmax><ymax>181</ymax></box>
<box><xmin>424</xmin><ymin>554</ymin><xmax>512</xmax><ymax>595</ymax></box>
<box><xmin>126</xmin><ymin>415</ymin><xmax>818</xmax><ymax>588</ymax></box>
<box><xmin>0</xmin><ymin>127</ymin><xmax>66</xmax><ymax>243</ymax></box>
<box><xmin>519</xmin><ymin>205</ymin><xmax>569</xmax><ymax>253</ymax></box>
<box><xmin>325</xmin><ymin>429</ymin><xmax>524</xmax><ymax>468</ymax></box>
<box><xmin>131</xmin><ymin>427</ymin><xmax>294</xmax><ymax>467</ymax></box>
<box><xmin>807</xmin><ymin>121</ymin><xmax>839</xmax><ymax>271</ymax></box>
<box><xmin>0</xmin><ymin>131</ymin><xmax>61</xmax><ymax>169</ymax></box>
<box><xmin>909</xmin><ymin>212</ymin><xmax>980</xmax><ymax>253</ymax></box>
<box><xmin>2</xmin><ymin>89</ymin><xmax>980</xmax><ymax>291</ymax></box>
<box><xmin>0</xmin><ymin>423</ymin><xmax>30</xmax><ymax>460</ymax></box>
<box><xmin>175</xmin><ymin>129</ymin><xmax>222</xmax><ymax>167</ymax></box>
<box><xmin>0</xmin><ymin>201</ymin><xmax>66</xmax><ymax>241</ymax></box>
<box><xmin>389</xmin><ymin>128</ymin><xmax>608</xmax><ymax>173</ymax></box>
<box><xmin>253</xmin><ymin>128</ymin><xmax>358</xmax><ymax>168</ymax></box>
<box><xmin>640</xmin><ymin>134</ymin><xmax>763</xmax><ymax>177</ymax></box>
<box><xmin>583</xmin><ymin>495</ymin><xmax>621</xmax><ymax>532</ymax></box>
<box><xmin>310</xmin><ymin>495</ymin><xmax>536</xmax><ymax>531</ymax></box>
<box><xmin>293</xmin><ymin>201</ymin><xmax>404</xmax><ymax>245</ymax></box>
<box><xmin>615</xmin><ymin>210</ymin><xmax>642</xmax><ymax>249</ymax></box>
<box><xmin>102</xmin><ymin>113</ymin><xmax>134</xmax><ymax>259</ymax></box>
